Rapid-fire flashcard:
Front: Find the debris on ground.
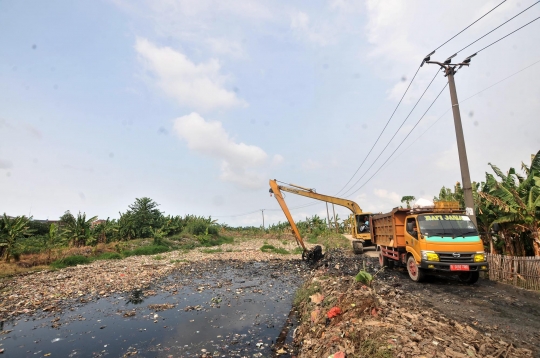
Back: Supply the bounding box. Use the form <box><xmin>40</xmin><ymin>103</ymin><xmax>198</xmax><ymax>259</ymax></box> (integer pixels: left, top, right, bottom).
<box><xmin>293</xmin><ymin>250</ymin><xmax>535</xmax><ymax>358</ymax></box>
<box><xmin>0</xmin><ymin>238</ymin><xmax>308</xmax><ymax>320</ymax></box>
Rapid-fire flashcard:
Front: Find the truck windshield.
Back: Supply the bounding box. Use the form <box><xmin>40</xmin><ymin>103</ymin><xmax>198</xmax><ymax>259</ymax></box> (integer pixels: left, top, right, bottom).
<box><xmin>417</xmin><ymin>214</ymin><xmax>478</xmax><ymax>237</ymax></box>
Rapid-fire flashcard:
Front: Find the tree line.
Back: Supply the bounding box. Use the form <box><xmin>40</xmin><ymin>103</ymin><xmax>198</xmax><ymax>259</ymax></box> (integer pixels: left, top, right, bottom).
<box><xmin>0</xmin><ymin>197</ymin><xmax>220</xmax><ymax>262</ymax></box>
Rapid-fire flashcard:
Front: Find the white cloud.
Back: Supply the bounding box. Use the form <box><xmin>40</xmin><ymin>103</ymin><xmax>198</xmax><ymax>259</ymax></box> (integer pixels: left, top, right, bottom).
<box><xmin>206</xmin><ymin>38</ymin><xmax>247</xmax><ymax>59</ymax></box>
<box><xmin>373</xmin><ymin>188</ymin><xmax>401</xmax><ymax>204</ymax></box>
<box><xmin>290</xmin><ymin>11</ymin><xmax>330</xmax><ymax>46</ymax></box>
<box><xmin>135</xmin><ymin>38</ymin><xmax>247</xmax><ymax>112</ymax></box>
<box><xmin>328</xmin><ymin>0</ymin><xmax>363</xmax><ymax>13</ymax></box>
<box><xmin>302</xmin><ymin>159</ymin><xmax>322</xmax><ymax>170</ymax></box>
<box><xmin>272</xmin><ymin>154</ymin><xmax>284</xmax><ymax>166</ymax></box>
<box><xmin>173</xmin><ymin>112</ymin><xmax>275</xmax><ymax>188</ymax></box>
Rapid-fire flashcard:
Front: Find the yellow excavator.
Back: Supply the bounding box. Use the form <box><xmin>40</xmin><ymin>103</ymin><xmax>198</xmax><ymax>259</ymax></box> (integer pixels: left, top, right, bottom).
<box><xmin>269</xmin><ymin>179</ymin><xmax>372</xmax><ymax>256</ymax></box>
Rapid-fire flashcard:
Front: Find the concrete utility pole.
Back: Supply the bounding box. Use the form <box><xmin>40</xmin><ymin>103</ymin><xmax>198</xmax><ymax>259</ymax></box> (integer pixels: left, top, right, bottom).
<box><xmin>424</xmin><ymin>53</ymin><xmax>478</xmax><ymax>227</ymax></box>
<box><xmin>261</xmin><ymin>209</ymin><xmax>265</xmax><ymax>229</ymax></box>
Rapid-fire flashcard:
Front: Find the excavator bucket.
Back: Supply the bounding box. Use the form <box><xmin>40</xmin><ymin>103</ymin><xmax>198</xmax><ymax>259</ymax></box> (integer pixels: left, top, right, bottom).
<box><xmin>302</xmin><ymin>245</ymin><xmax>324</xmax><ymax>263</ymax></box>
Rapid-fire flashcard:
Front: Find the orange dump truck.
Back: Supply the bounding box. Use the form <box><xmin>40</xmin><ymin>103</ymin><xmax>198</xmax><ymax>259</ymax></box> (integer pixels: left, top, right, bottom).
<box><xmin>372</xmin><ymin>203</ymin><xmax>488</xmax><ymax>284</ymax></box>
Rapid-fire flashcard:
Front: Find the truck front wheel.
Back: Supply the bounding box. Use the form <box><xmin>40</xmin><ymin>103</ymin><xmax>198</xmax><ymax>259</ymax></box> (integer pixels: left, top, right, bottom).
<box><xmin>407</xmin><ymin>255</ymin><xmax>425</xmax><ymax>282</ymax></box>
<box><xmin>458</xmin><ymin>271</ymin><xmax>479</xmax><ymax>284</ymax></box>
<box><xmin>352</xmin><ymin>241</ymin><xmax>363</xmax><ymax>255</ymax></box>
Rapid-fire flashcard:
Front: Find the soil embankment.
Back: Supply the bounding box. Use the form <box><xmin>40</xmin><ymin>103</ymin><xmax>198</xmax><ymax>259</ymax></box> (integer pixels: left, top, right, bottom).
<box><xmin>292</xmin><ymin>250</ymin><xmax>539</xmax><ymax>357</ymax></box>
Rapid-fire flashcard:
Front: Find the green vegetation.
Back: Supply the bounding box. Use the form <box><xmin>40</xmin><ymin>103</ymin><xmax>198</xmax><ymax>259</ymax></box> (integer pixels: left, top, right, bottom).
<box><xmin>51</xmin><ymin>255</ymin><xmax>91</xmax><ymax>269</ymax></box>
<box><xmin>96</xmin><ymin>252</ymin><xmax>122</xmax><ymax>260</ymax></box>
<box><xmin>435</xmin><ymin>150</ymin><xmax>540</xmax><ymax>256</ymax></box>
<box><xmin>293</xmin><ymin>281</ymin><xmax>320</xmax><ymax>307</ymax></box>
<box><xmin>123</xmin><ymin>245</ymin><xmax>169</xmax><ymax>257</ymax></box>
<box><xmin>201</xmin><ymin>248</ymin><xmax>223</xmax><ymax>254</ymax></box>
<box><xmin>260</xmin><ymin>244</ymin><xmax>289</xmax><ymax>255</ymax></box>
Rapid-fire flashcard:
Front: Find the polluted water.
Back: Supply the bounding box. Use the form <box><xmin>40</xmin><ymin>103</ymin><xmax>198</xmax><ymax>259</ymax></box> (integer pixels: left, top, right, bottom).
<box><xmin>0</xmin><ymin>260</ymin><xmax>306</xmax><ymax>357</ymax></box>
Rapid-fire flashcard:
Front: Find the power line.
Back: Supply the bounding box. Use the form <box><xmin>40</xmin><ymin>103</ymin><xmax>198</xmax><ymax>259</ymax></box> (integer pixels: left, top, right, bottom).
<box><xmin>347</xmin><ymin>83</ymin><xmax>449</xmax><ymax>198</ymax></box>
<box><xmin>475</xmin><ymin>16</ymin><xmax>540</xmax><ymax>54</ymax></box>
<box><xmin>334</xmin><ymin>64</ymin><xmax>423</xmax><ymax>196</ymax></box>
<box><xmin>336</xmin><ymin>2</ymin><xmax>510</xmax><ymax>197</ymax></box>
<box><xmin>382</xmin><ymin>57</ymin><xmax>540</xmax><ymax>170</ymax></box>
<box><xmin>341</xmin><ymin>69</ymin><xmax>440</xmax><ymax>196</ymax></box>
<box><xmin>433</xmin><ymin>0</ymin><xmax>507</xmax><ymax>52</ymax></box>
<box><xmin>453</xmin><ymin>1</ymin><xmax>540</xmax><ymax>56</ymax></box>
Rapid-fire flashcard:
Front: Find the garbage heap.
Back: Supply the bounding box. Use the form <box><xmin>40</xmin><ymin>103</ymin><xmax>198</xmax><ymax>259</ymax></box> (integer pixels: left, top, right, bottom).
<box><xmin>292</xmin><ymin>261</ymin><xmax>533</xmax><ymax>357</ymax></box>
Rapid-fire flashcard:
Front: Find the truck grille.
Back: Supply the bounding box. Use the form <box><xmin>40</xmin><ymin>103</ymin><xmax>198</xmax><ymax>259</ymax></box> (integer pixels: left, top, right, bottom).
<box><xmin>437</xmin><ymin>252</ymin><xmax>475</xmax><ymax>263</ymax></box>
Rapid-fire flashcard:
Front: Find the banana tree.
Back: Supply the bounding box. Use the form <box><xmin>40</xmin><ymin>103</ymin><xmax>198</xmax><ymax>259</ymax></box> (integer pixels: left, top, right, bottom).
<box><xmin>478</xmin><ymin>152</ymin><xmax>540</xmax><ymax>256</ymax></box>
<box><xmin>63</xmin><ymin>212</ymin><xmax>98</xmax><ymax>247</ymax></box>
<box><xmin>0</xmin><ymin>214</ymin><xmax>33</xmax><ymax>262</ymax></box>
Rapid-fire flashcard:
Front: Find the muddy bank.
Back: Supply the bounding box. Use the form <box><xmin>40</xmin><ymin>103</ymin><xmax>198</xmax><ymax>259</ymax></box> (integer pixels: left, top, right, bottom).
<box><xmin>292</xmin><ymin>250</ymin><xmax>538</xmax><ymax>357</ymax></box>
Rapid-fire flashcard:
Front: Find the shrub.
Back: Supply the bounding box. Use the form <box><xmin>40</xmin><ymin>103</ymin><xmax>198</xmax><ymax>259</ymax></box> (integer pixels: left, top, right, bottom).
<box><xmin>96</xmin><ymin>252</ymin><xmax>122</xmax><ymax>260</ymax></box>
<box><xmin>198</xmin><ymin>235</ymin><xmax>233</xmax><ymax>247</ymax></box>
<box><xmin>51</xmin><ymin>255</ymin><xmax>91</xmax><ymax>269</ymax></box>
<box><xmin>123</xmin><ymin>245</ymin><xmax>169</xmax><ymax>257</ymax></box>
<box><xmin>260</xmin><ymin>244</ymin><xmax>289</xmax><ymax>255</ymax></box>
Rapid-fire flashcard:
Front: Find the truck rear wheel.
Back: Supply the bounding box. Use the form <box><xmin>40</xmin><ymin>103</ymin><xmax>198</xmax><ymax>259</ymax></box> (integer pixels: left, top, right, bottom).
<box><xmin>379</xmin><ymin>251</ymin><xmax>389</xmax><ymax>268</ymax></box>
<box><xmin>352</xmin><ymin>241</ymin><xmax>363</xmax><ymax>254</ymax></box>
<box><xmin>407</xmin><ymin>255</ymin><xmax>424</xmax><ymax>282</ymax></box>
<box><xmin>458</xmin><ymin>271</ymin><xmax>479</xmax><ymax>284</ymax></box>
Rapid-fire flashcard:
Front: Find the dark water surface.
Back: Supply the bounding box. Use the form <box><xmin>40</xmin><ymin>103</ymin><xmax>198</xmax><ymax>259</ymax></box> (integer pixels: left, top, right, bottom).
<box><xmin>0</xmin><ymin>260</ymin><xmax>305</xmax><ymax>357</ymax></box>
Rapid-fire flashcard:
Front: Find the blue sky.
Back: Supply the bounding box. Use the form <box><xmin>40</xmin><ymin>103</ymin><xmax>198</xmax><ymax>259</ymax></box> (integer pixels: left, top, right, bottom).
<box><xmin>1</xmin><ymin>0</ymin><xmax>539</xmax><ymax>226</ymax></box>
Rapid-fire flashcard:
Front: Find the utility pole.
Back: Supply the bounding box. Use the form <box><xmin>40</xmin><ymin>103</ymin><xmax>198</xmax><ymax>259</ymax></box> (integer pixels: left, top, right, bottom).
<box><xmin>332</xmin><ymin>204</ymin><xmax>338</xmax><ymax>234</ymax></box>
<box><xmin>261</xmin><ymin>209</ymin><xmax>265</xmax><ymax>229</ymax></box>
<box><xmin>424</xmin><ymin>52</ymin><xmax>478</xmax><ymax>227</ymax></box>
<box><xmin>325</xmin><ymin>203</ymin><xmax>332</xmax><ymax>230</ymax></box>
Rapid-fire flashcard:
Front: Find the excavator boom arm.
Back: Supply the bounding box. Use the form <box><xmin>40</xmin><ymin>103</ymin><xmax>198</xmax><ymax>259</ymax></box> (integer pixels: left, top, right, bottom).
<box><xmin>269</xmin><ymin>180</ymin><xmax>307</xmax><ymax>251</ymax></box>
<box><xmin>275</xmin><ymin>181</ymin><xmax>363</xmax><ymax>215</ymax></box>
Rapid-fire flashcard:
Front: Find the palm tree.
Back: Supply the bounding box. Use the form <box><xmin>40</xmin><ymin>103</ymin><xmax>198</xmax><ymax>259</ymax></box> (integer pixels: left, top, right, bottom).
<box><xmin>0</xmin><ymin>214</ymin><xmax>32</xmax><ymax>262</ymax></box>
<box><xmin>128</xmin><ymin>197</ymin><xmax>163</xmax><ymax>238</ymax></box>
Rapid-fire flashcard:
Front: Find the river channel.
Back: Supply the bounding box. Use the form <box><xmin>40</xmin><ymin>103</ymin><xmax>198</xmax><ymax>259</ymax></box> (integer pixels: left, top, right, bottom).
<box><xmin>0</xmin><ymin>260</ymin><xmax>306</xmax><ymax>357</ymax></box>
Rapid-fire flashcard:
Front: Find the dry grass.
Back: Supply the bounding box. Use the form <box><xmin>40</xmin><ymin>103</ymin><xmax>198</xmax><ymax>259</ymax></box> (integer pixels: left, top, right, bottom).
<box><xmin>0</xmin><ymin>261</ymin><xmax>49</xmax><ymax>278</ymax></box>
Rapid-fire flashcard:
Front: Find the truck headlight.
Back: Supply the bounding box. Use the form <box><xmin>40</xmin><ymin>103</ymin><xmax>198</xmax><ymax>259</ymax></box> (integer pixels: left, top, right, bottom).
<box><xmin>421</xmin><ymin>251</ymin><xmax>439</xmax><ymax>262</ymax></box>
<box><xmin>474</xmin><ymin>253</ymin><xmax>486</xmax><ymax>262</ymax></box>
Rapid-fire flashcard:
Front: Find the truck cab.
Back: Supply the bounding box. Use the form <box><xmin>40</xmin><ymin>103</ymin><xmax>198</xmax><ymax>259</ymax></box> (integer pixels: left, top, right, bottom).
<box><xmin>404</xmin><ymin>213</ymin><xmax>488</xmax><ymax>283</ymax></box>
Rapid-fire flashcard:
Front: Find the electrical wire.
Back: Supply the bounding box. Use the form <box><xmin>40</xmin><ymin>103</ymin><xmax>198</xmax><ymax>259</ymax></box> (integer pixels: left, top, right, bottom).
<box><xmin>453</xmin><ymin>1</ymin><xmax>540</xmax><ymax>56</ymax></box>
<box><xmin>381</xmin><ymin>57</ymin><xmax>540</xmax><ymax>171</ymax></box>
<box><xmin>475</xmin><ymin>15</ymin><xmax>540</xmax><ymax>54</ymax></box>
<box><xmin>433</xmin><ymin>0</ymin><xmax>507</xmax><ymax>52</ymax></box>
<box><xmin>341</xmin><ymin>69</ymin><xmax>440</xmax><ymax>197</ymax></box>
<box><xmin>346</xmin><ymin>83</ymin><xmax>449</xmax><ymax>198</ymax></box>
<box><xmin>334</xmin><ymin>64</ymin><xmax>422</xmax><ymax>196</ymax></box>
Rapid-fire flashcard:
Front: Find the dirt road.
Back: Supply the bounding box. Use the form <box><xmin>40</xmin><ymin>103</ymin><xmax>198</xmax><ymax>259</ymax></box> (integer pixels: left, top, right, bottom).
<box><xmin>379</xmin><ymin>264</ymin><xmax>540</xmax><ymax>354</ymax></box>
<box><xmin>353</xmin><ymin>247</ymin><xmax>540</xmax><ymax>353</ymax></box>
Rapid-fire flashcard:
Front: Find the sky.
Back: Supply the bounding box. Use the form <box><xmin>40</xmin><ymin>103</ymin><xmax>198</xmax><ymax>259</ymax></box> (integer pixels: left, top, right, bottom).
<box><xmin>1</xmin><ymin>0</ymin><xmax>539</xmax><ymax>227</ymax></box>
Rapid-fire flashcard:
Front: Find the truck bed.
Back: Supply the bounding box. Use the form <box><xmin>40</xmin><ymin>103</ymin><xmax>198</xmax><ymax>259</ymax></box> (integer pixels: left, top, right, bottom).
<box><xmin>371</xmin><ymin>208</ymin><xmax>408</xmax><ymax>248</ymax></box>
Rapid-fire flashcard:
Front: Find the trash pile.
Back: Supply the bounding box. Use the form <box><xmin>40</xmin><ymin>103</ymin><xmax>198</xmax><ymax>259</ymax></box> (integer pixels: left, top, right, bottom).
<box><xmin>0</xmin><ymin>238</ymin><xmax>302</xmax><ymax>320</ymax></box>
<box><xmin>292</xmin><ymin>251</ymin><xmax>534</xmax><ymax>358</ymax></box>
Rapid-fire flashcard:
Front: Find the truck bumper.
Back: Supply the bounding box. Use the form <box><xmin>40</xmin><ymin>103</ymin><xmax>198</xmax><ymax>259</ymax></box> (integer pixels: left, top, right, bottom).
<box><xmin>420</xmin><ymin>261</ymin><xmax>488</xmax><ymax>272</ymax></box>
